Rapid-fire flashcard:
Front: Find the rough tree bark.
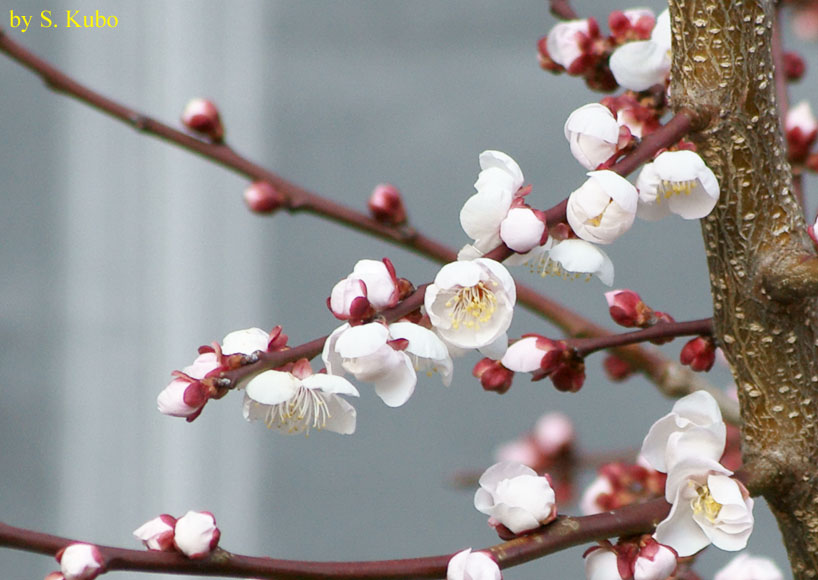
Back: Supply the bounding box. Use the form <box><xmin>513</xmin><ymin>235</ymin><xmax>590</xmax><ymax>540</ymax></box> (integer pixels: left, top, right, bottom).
<box><xmin>670</xmin><ymin>0</ymin><xmax>818</xmax><ymax>577</ymax></box>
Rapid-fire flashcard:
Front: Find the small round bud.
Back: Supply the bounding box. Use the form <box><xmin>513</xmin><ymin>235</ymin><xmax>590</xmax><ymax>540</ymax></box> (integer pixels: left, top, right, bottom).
<box><xmin>56</xmin><ymin>543</ymin><xmax>104</xmax><ymax>580</ymax></box>
<box><xmin>605</xmin><ymin>289</ymin><xmax>651</xmax><ymax>327</ymax></box>
<box><xmin>181</xmin><ymin>98</ymin><xmax>224</xmax><ymax>142</ymax></box>
<box><xmin>783</xmin><ymin>51</ymin><xmax>806</xmax><ymax>81</ymax></box>
<box><xmin>368</xmin><ymin>183</ymin><xmax>407</xmax><ymax>225</ymax></box>
<box><xmin>133</xmin><ymin>514</ymin><xmax>178</xmax><ymax>551</ymax></box>
<box><xmin>603</xmin><ymin>354</ymin><xmax>633</xmax><ymax>382</ymax></box>
<box><xmin>680</xmin><ymin>336</ymin><xmax>716</xmax><ymax>372</ymax></box>
<box><xmin>473</xmin><ymin>358</ymin><xmax>514</xmax><ymax>394</ymax></box>
<box><xmin>173</xmin><ymin>510</ymin><xmax>220</xmax><ymax>559</ymax></box>
<box><xmin>243</xmin><ymin>181</ymin><xmax>285</xmax><ymax>214</ymax></box>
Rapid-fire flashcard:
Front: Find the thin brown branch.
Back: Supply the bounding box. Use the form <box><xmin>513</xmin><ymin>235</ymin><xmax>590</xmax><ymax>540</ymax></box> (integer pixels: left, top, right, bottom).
<box><xmin>0</xmin><ymin>499</ymin><xmax>669</xmax><ymax>578</ymax></box>
<box><xmin>571</xmin><ymin>318</ymin><xmax>713</xmax><ymax>357</ymax></box>
<box><xmin>549</xmin><ymin>0</ymin><xmax>579</xmax><ymax>20</ymax></box>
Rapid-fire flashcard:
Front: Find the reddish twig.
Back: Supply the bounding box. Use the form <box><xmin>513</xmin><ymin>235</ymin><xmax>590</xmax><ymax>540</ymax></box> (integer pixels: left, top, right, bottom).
<box><xmin>571</xmin><ymin>318</ymin><xmax>714</xmax><ymax>357</ymax></box>
<box><xmin>550</xmin><ymin>0</ymin><xmax>579</xmax><ymax>20</ymax></box>
<box><xmin>0</xmin><ymin>498</ymin><xmax>669</xmax><ymax>578</ymax></box>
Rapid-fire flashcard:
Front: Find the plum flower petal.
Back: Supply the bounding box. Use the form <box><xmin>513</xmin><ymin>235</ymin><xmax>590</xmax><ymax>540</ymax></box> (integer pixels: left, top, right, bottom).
<box><xmin>425</xmin><ymin>259</ymin><xmax>516</xmax><ymax>350</ymax></box>
<box><xmin>547</xmin><ymin>238</ymin><xmax>615</xmax><ymax>286</ymax></box>
<box><xmin>641</xmin><ymin>390</ymin><xmax>726</xmax><ymax>473</ymax></box>
<box><xmin>329</xmin><ymin>258</ymin><xmax>399</xmax><ymax>320</ymax></box>
<box><xmin>499</xmin><ymin>207</ymin><xmax>546</xmax><ymax>253</ymax></box>
<box><xmin>447</xmin><ymin>548</ymin><xmax>502</xmax><ymax>580</ymax></box>
<box><xmin>243</xmin><ymin>368</ymin><xmax>359</xmax><ymax>434</ymax></box>
<box><xmin>133</xmin><ymin>514</ymin><xmax>177</xmax><ymax>551</ymax></box>
<box><xmin>584</xmin><ymin>546</ymin><xmax>621</xmax><ymax>580</ymax></box>
<box><xmin>388</xmin><ymin>321</ymin><xmax>454</xmax><ymax>386</ymax></box>
<box><xmin>221</xmin><ymin>327</ymin><xmax>271</xmax><ymax>356</ymax></box>
<box><xmin>564</xmin><ymin>103</ymin><xmax>621</xmax><ymax>170</ymax></box>
<box><xmin>636</xmin><ymin>150</ymin><xmax>720</xmax><ymax>221</ymax></box>
<box><xmin>567</xmin><ymin>170</ymin><xmax>638</xmax><ymax>245</ymax></box>
<box><xmin>714</xmin><ymin>553</ymin><xmax>784</xmax><ymax>580</ymax></box>
<box><xmin>473</xmin><ymin>461</ymin><xmax>557</xmax><ymax>534</ymax></box>
<box><xmin>609</xmin><ymin>9</ymin><xmax>671</xmax><ymax>91</ymax></box>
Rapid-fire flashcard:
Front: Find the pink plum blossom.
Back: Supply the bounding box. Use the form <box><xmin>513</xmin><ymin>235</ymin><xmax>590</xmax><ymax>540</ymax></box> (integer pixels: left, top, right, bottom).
<box><xmin>566</xmin><ymin>170</ymin><xmax>638</xmax><ymax>245</ymax></box>
<box><xmin>545</xmin><ymin>19</ymin><xmax>600</xmax><ymax>74</ymax></box>
<box><xmin>156</xmin><ymin>351</ymin><xmax>220</xmax><ymax>420</ymax></box>
<box><xmin>473</xmin><ymin>462</ymin><xmax>557</xmax><ymax>534</ymax></box>
<box><xmin>221</xmin><ymin>327</ymin><xmax>273</xmax><ymax>356</ymax></box>
<box><xmin>328</xmin><ymin>258</ymin><xmax>400</xmax><ymax>321</ymax></box>
<box><xmin>446</xmin><ymin>548</ymin><xmax>502</xmax><ymax>580</ymax></box>
<box><xmin>173</xmin><ymin>510</ymin><xmax>221</xmax><ymax>559</ymax></box>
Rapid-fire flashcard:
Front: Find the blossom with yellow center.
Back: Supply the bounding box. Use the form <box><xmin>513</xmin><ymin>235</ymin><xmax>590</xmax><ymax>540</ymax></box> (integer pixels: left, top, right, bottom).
<box><xmin>566</xmin><ymin>170</ymin><xmax>638</xmax><ymax>245</ymax></box>
<box><xmin>425</xmin><ymin>258</ymin><xmax>516</xmax><ymax>352</ymax></box>
<box><xmin>636</xmin><ymin>150</ymin><xmax>720</xmax><ymax>220</ymax></box>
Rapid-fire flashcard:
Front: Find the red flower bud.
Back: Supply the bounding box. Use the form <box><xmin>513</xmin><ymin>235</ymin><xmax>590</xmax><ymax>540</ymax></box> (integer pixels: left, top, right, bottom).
<box><xmin>368</xmin><ymin>183</ymin><xmax>407</xmax><ymax>225</ymax></box>
<box><xmin>243</xmin><ymin>181</ymin><xmax>285</xmax><ymax>214</ymax></box>
<box><xmin>474</xmin><ymin>358</ymin><xmax>514</xmax><ymax>394</ymax></box>
<box><xmin>603</xmin><ymin>354</ymin><xmax>633</xmax><ymax>382</ymax></box>
<box><xmin>680</xmin><ymin>336</ymin><xmax>716</xmax><ymax>372</ymax></box>
<box><xmin>181</xmin><ymin>98</ymin><xmax>224</xmax><ymax>142</ymax></box>
<box><xmin>605</xmin><ymin>289</ymin><xmax>652</xmax><ymax>327</ymax></box>
<box><xmin>783</xmin><ymin>51</ymin><xmax>806</xmax><ymax>81</ymax></box>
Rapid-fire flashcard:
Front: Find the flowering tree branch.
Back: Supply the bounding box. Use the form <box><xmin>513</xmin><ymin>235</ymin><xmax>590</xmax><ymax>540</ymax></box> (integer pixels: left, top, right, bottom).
<box><xmin>0</xmin><ymin>498</ymin><xmax>670</xmax><ymax>579</ymax></box>
<box><xmin>0</xmin><ymin>26</ymin><xmax>736</xmax><ymax>426</ymax></box>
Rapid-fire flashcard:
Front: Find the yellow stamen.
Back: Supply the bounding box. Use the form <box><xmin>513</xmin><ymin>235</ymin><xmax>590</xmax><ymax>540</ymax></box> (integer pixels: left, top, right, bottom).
<box><xmin>586</xmin><ymin>199</ymin><xmax>613</xmax><ymax>227</ymax></box>
<box><xmin>658</xmin><ymin>179</ymin><xmax>696</xmax><ymax>203</ymax></box>
<box><xmin>445</xmin><ymin>281</ymin><xmax>497</xmax><ymax>330</ymax></box>
<box><xmin>691</xmin><ymin>483</ymin><xmax>722</xmax><ymax>522</ymax></box>
<box><xmin>260</xmin><ymin>387</ymin><xmax>332</xmax><ymax>434</ymax></box>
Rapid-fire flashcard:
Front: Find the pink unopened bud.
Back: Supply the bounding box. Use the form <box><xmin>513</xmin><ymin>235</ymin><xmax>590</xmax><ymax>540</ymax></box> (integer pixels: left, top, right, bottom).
<box><xmin>605</xmin><ymin>289</ymin><xmax>652</xmax><ymax>327</ymax></box>
<box><xmin>680</xmin><ymin>336</ymin><xmax>716</xmax><ymax>372</ymax></box>
<box><xmin>549</xmin><ymin>359</ymin><xmax>586</xmax><ymax>392</ymax></box>
<box><xmin>783</xmin><ymin>51</ymin><xmax>806</xmax><ymax>81</ymax></box>
<box><xmin>473</xmin><ymin>358</ymin><xmax>514</xmax><ymax>394</ymax></box>
<box><xmin>603</xmin><ymin>354</ymin><xmax>633</xmax><ymax>382</ymax></box>
<box><xmin>133</xmin><ymin>514</ymin><xmax>178</xmax><ymax>551</ymax></box>
<box><xmin>181</xmin><ymin>98</ymin><xmax>224</xmax><ymax>142</ymax></box>
<box><xmin>56</xmin><ymin>543</ymin><xmax>104</xmax><ymax>580</ymax></box>
<box><xmin>632</xmin><ymin>538</ymin><xmax>678</xmax><ymax>580</ymax></box>
<box><xmin>174</xmin><ymin>511</ymin><xmax>220</xmax><ymax>559</ymax></box>
<box><xmin>243</xmin><ymin>181</ymin><xmax>285</xmax><ymax>214</ymax></box>
<box><xmin>786</xmin><ymin>101</ymin><xmax>818</xmax><ymax>163</ymax></box>
<box><xmin>368</xmin><ymin>183</ymin><xmax>407</xmax><ymax>225</ymax></box>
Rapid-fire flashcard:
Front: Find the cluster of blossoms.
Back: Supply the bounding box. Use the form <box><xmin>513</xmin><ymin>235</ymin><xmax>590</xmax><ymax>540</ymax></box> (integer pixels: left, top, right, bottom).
<box><xmin>133</xmin><ymin>510</ymin><xmax>221</xmax><ymax>558</ymax></box>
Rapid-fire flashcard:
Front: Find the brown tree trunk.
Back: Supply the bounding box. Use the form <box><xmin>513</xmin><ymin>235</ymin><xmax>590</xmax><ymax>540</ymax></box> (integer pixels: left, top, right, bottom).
<box><xmin>670</xmin><ymin>0</ymin><xmax>818</xmax><ymax>577</ymax></box>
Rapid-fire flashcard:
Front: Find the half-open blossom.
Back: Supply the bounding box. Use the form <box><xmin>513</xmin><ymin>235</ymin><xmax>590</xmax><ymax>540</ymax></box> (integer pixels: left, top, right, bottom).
<box><xmin>460</xmin><ymin>151</ymin><xmax>525</xmax><ymax>254</ymax></box>
<box><xmin>714</xmin><ymin>553</ymin><xmax>784</xmax><ymax>580</ymax></box>
<box><xmin>221</xmin><ymin>327</ymin><xmax>272</xmax><ymax>356</ymax></box>
<box><xmin>323</xmin><ymin>321</ymin><xmax>452</xmax><ymax>407</ymax></box>
<box><xmin>173</xmin><ymin>511</ymin><xmax>221</xmax><ymax>559</ymax></box>
<box><xmin>786</xmin><ymin>100</ymin><xmax>818</xmax><ymax>162</ymax></box>
<box><xmin>474</xmin><ymin>462</ymin><xmax>557</xmax><ymax>534</ymax></box>
<box><xmin>636</xmin><ymin>150</ymin><xmax>720</xmax><ymax>220</ymax></box>
<box><xmin>133</xmin><ymin>514</ymin><xmax>177</xmax><ymax>551</ymax></box>
<box><xmin>564</xmin><ymin>104</ymin><xmax>621</xmax><ymax>170</ymax></box>
<box><xmin>641</xmin><ymin>390</ymin><xmax>726</xmax><ymax>473</ymax></box>
<box><xmin>544</xmin><ymin>238</ymin><xmax>615</xmax><ymax>285</ymax></box>
<box><xmin>157</xmin><ymin>351</ymin><xmax>220</xmax><ymax>420</ymax></box>
<box><xmin>545</xmin><ymin>18</ymin><xmax>600</xmax><ymax>74</ymax></box>
<box><xmin>501</xmin><ymin>334</ymin><xmax>585</xmax><ymax>392</ymax></box>
<box><xmin>447</xmin><ymin>548</ymin><xmax>502</xmax><ymax>580</ymax></box>
<box><xmin>655</xmin><ymin>457</ymin><xmax>754</xmax><ymax>556</ymax></box>
<box><xmin>243</xmin><ymin>362</ymin><xmax>359</xmax><ymax>434</ymax></box>
<box><xmin>425</xmin><ymin>258</ymin><xmax>515</xmax><ymax>351</ymax></box>
<box><xmin>328</xmin><ymin>258</ymin><xmax>400</xmax><ymax>321</ymax></box>
<box><xmin>609</xmin><ymin>9</ymin><xmax>671</xmax><ymax>91</ymax></box>
<box><xmin>56</xmin><ymin>543</ymin><xmax>104</xmax><ymax>580</ymax></box>
<box><xmin>567</xmin><ymin>170</ymin><xmax>638</xmax><ymax>245</ymax></box>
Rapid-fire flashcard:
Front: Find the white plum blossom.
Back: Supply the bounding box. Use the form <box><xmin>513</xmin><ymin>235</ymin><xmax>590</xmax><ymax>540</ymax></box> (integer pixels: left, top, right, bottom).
<box><xmin>584</xmin><ymin>546</ymin><xmax>620</xmax><ymax>580</ymax></box>
<box><xmin>221</xmin><ymin>327</ymin><xmax>271</xmax><ymax>356</ymax></box>
<box><xmin>564</xmin><ymin>103</ymin><xmax>621</xmax><ymax>170</ymax></box>
<box><xmin>641</xmin><ymin>390</ymin><xmax>726</xmax><ymax>473</ymax></box>
<box><xmin>328</xmin><ymin>258</ymin><xmax>400</xmax><ymax>320</ymax></box>
<box><xmin>425</xmin><ymin>258</ymin><xmax>516</xmax><ymax>351</ymax></box>
<box><xmin>655</xmin><ymin>456</ymin><xmax>754</xmax><ymax>556</ymax></box>
<box><xmin>473</xmin><ymin>461</ymin><xmax>557</xmax><ymax>534</ymax></box>
<box><xmin>173</xmin><ymin>510</ymin><xmax>221</xmax><ymax>559</ymax></box>
<box><xmin>633</xmin><ymin>542</ymin><xmax>678</xmax><ymax>580</ymax></box>
<box><xmin>609</xmin><ymin>9</ymin><xmax>671</xmax><ymax>91</ymax></box>
<box><xmin>57</xmin><ymin>544</ymin><xmax>104</xmax><ymax>580</ymax></box>
<box><xmin>636</xmin><ymin>150</ymin><xmax>720</xmax><ymax>220</ymax></box>
<box><xmin>533</xmin><ymin>412</ymin><xmax>575</xmax><ymax>456</ymax></box>
<box><xmin>714</xmin><ymin>553</ymin><xmax>784</xmax><ymax>580</ymax></box>
<box><xmin>567</xmin><ymin>170</ymin><xmax>638</xmax><ymax>245</ymax></box>
<box><xmin>447</xmin><ymin>548</ymin><xmax>502</xmax><ymax>580</ymax></box>
<box><xmin>323</xmin><ymin>321</ymin><xmax>452</xmax><ymax>407</ymax></box>
<box><xmin>546</xmin><ymin>19</ymin><xmax>596</xmax><ymax>72</ymax></box>
<box><xmin>509</xmin><ymin>237</ymin><xmax>615</xmax><ymax>286</ymax></box>
<box><xmin>243</xmin><ymin>362</ymin><xmax>359</xmax><ymax>434</ymax></box>
<box><xmin>499</xmin><ymin>207</ymin><xmax>546</xmax><ymax>253</ymax></box>
<box><xmin>156</xmin><ymin>351</ymin><xmax>220</xmax><ymax>419</ymax></box>
<box><xmin>785</xmin><ymin>100</ymin><xmax>818</xmax><ymax>137</ymax></box>
<box><xmin>133</xmin><ymin>514</ymin><xmax>177</xmax><ymax>551</ymax></box>
<box><xmin>460</xmin><ymin>150</ymin><xmax>525</xmax><ymax>254</ymax></box>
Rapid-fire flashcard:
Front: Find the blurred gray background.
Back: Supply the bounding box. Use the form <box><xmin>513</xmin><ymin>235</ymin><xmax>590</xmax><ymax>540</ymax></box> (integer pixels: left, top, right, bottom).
<box><xmin>1</xmin><ymin>1</ymin><xmax>809</xmax><ymax>578</ymax></box>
